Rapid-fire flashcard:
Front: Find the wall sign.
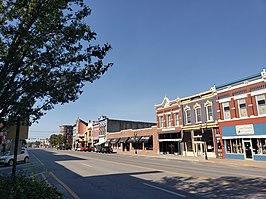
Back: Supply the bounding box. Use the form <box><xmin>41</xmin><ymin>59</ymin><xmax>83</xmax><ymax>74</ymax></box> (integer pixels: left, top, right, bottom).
<box><xmin>235</xmin><ymin>124</ymin><xmax>254</xmax><ymax>135</ymax></box>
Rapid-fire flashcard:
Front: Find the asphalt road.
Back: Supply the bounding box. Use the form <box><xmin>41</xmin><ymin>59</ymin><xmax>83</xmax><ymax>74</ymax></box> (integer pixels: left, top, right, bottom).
<box><xmin>1</xmin><ymin>149</ymin><xmax>266</xmax><ymax>199</ymax></box>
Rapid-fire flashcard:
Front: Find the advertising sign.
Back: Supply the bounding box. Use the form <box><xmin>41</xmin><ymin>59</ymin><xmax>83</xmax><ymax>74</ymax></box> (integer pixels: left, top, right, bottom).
<box><xmin>235</xmin><ymin>124</ymin><xmax>254</xmax><ymax>135</ymax></box>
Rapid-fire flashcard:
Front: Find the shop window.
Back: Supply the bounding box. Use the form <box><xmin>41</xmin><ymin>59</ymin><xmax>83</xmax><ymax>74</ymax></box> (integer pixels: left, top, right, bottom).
<box><xmin>186</xmin><ymin>142</ymin><xmax>193</xmax><ymax>151</ymax></box>
<box><xmin>256</xmin><ymin>94</ymin><xmax>266</xmax><ymax>115</ymax></box>
<box><xmin>225</xmin><ymin>139</ymin><xmax>243</xmax><ymax>154</ymax></box>
<box><xmin>222</xmin><ymin>102</ymin><xmax>231</xmax><ymax>120</ymax></box>
<box><xmin>238</xmin><ymin>98</ymin><xmax>247</xmax><ymax>117</ymax></box>
<box><xmin>253</xmin><ymin>138</ymin><xmax>266</xmax><ymax>155</ymax></box>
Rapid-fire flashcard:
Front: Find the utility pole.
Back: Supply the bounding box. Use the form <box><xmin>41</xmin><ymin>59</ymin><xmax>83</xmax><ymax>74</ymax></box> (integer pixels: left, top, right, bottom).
<box><xmin>12</xmin><ymin>117</ymin><xmax>20</xmax><ymax>178</ymax></box>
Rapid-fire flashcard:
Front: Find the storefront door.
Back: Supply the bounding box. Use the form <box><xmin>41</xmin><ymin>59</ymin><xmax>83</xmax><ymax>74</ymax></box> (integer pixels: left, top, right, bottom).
<box><xmin>243</xmin><ymin>140</ymin><xmax>253</xmax><ymax>159</ymax></box>
<box><xmin>194</xmin><ymin>142</ymin><xmax>204</xmax><ymax>157</ymax></box>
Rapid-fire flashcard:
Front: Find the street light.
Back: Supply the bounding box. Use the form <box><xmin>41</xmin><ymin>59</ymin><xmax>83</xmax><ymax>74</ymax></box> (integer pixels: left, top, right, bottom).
<box><xmin>202</xmin><ymin>123</ymin><xmax>208</xmax><ymax>160</ymax></box>
<box><xmin>134</xmin><ymin>131</ymin><xmax>137</xmax><ymax>154</ymax></box>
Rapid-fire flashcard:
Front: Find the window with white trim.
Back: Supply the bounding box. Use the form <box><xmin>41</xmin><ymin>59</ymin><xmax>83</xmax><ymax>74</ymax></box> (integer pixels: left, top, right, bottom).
<box><xmin>167</xmin><ymin>114</ymin><xmax>171</xmax><ymax>127</ymax></box>
<box><xmin>256</xmin><ymin>94</ymin><xmax>266</xmax><ymax>115</ymax></box>
<box><xmin>206</xmin><ymin>105</ymin><xmax>213</xmax><ymax>121</ymax></box>
<box><xmin>174</xmin><ymin>112</ymin><xmax>179</xmax><ymax>126</ymax></box>
<box><xmin>238</xmin><ymin>98</ymin><xmax>247</xmax><ymax>117</ymax></box>
<box><xmin>222</xmin><ymin>102</ymin><xmax>231</xmax><ymax>119</ymax></box>
<box><xmin>195</xmin><ymin>107</ymin><xmax>202</xmax><ymax>123</ymax></box>
<box><xmin>184</xmin><ymin>107</ymin><xmax>191</xmax><ymax>124</ymax></box>
<box><xmin>159</xmin><ymin>116</ymin><xmax>164</xmax><ymax>128</ymax></box>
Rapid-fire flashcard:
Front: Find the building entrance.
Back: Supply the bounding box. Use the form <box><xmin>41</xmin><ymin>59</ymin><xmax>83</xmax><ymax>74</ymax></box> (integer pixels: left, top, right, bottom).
<box><xmin>244</xmin><ymin>140</ymin><xmax>253</xmax><ymax>159</ymax></box>
<box><xmin>194</xmin><ymin>142</ymin><xmax>204</xmax><ymax>157</ymax></box>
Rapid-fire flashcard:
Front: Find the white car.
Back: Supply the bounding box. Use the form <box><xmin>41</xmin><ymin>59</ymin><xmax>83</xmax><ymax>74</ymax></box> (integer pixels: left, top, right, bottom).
<box><xmin>0</xmin><ymin>148</ymin><xmax>29</xmax><ymax>166</ymax></box>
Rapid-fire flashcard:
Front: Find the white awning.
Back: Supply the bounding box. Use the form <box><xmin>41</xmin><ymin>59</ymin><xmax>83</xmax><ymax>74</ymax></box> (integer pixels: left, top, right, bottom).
<box><xmin>94</xmin><ymin>141</ymin><xmax>106</xmax><ymax>146</ymax></box>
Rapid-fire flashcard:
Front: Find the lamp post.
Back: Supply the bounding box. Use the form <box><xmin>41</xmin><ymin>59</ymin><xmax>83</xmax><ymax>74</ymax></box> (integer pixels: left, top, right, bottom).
<box><xmin>203</xmin><ymin>123</ymin><xmax>208</xmax><ymax>160</ymax></box>
<box><xmin>134</xmin><ymin>131</ymin><xmax>137</xmax><ymax>154</ymax></box>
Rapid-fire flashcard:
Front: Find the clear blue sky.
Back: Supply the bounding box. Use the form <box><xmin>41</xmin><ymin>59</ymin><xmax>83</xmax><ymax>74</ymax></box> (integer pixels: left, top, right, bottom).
<box><xmin>29</xmin><ymin>0</ymin><xmax>266</xmax><ymax>139</ymax></box>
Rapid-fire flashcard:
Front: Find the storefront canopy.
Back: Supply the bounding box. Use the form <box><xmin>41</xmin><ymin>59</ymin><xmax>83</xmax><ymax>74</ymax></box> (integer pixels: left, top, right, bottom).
<box><xmin>127</xmin><ymin>136</ymin><xmax>142</xmax><ymax>143</ymax></box>
<box><xmin>110</xmin><ymin>138</ymin><xmax>120</xmax><ymax>144</ymax></box>
<box><xmin>181</xmin><ymin>132</ymin><xmax>191</xmax><ymax>142</ymax></box>
<box><xmin>94</xmin><ymin>141</ymin><xmax>106</xmax><ymax>146</ymax></box>
<box><xmin>119</xmin><ymin>137</ymin><xmax>129</xmax><ymax>143</ymax></box>
<box><xmin>139</xmin><ymin>136</ymin><xmax>152</xmax><ymax>143</ymax></box>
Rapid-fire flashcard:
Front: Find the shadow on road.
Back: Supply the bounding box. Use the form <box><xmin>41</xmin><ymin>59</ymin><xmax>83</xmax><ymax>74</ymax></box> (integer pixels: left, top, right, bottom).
<box><xmin>23</xmin><ymin>149</ymin><xmax>266</xmax><ymax>199</ymax></box>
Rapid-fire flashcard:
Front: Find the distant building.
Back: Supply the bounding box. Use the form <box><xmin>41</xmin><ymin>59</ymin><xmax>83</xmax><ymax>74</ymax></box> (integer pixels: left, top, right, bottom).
<box><xmin>73</xmin><ymin>118</ymin><xmax>88</xmax><ymax>149</ymax></box>
<box><xmin>95</xmin><ymin>115</ymin><xmax>156</xmax><ymax>146</ymax></box>
<box><xmin>59</xmin><ymin>125</ymin><xmax>73</xmax><ymax>148</ymax></box>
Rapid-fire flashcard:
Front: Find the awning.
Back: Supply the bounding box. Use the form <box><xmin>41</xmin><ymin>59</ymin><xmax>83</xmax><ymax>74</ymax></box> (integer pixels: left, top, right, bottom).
<box><xmin>119</xmin><ymin>137</ymin><xmax>129</xmax><ymax>143</ymax></box>
<box><xmin>181</xmin><ymin>132</ymin><xmax>191</xmax><ymax>142</ymax></box>
<box><xmin>139</xmin><ymin>136</ymin><xmax>152</xmax><ymax>143</ymax></box>
<box><xmin>94</xmin><ymin>141</ymin><xmax>106</xmax><ymax>146</ymax></box>
<box><xmin>127</xmin><ymin>136</ymin><xmax>142</xmax><ymax>143</ymax></box>
<box><xmin>110</xmin><ymin>138</ymin><xmax>120</xmax><ymax>144</ymax></box>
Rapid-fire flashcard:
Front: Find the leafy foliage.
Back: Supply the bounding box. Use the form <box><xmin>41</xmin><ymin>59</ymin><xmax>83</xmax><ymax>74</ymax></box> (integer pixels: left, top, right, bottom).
<box><xmin>0</xmin><ymin>174</ymin><xmax>63</xmax><ymax>199</ymax></box>
<box><xmin>0</xmin><ymin>0</ymin><xmax>112</xmax><ymax>130</ymax></box>
<box><xmin>49</xmin><ymin>134</ymin><xmax>66</xmax><ymax>147</ymax></box>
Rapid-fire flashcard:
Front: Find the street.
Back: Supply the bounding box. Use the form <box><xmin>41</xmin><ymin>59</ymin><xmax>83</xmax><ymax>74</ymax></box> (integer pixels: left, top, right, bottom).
<box><xmin>1</xmin><ymin>148</ymin><xmax>266</xmax><ymax>199</ymax></box>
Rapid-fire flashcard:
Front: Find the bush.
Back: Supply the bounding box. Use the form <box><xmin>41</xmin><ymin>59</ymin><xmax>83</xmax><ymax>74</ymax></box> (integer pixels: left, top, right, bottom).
<box><xmin>0</xmin><ymin>174</ymin><xmax>63</xmax><ymax>199</ymax></box>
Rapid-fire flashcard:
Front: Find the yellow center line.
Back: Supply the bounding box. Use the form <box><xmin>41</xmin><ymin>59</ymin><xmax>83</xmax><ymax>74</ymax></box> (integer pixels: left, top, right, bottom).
<box><xmin>31</xmin><ymin>151</ymin><xmax>80</xmax><ymax>199</ymax></box>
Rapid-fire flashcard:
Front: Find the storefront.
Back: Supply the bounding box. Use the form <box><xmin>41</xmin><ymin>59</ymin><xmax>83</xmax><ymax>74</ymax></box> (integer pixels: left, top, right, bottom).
<box><xmin>222</xmin><ymin>123</ymin><xmax>266</xmax><ymax>161</ymax></box>
<box><xmin>182</xmin><ymin>128</ymin><xmax>216</xmax><ymax>158</ymax></box>
<box><xmin>159</xmin><ymin>131</ymin><xmax>182</xmax><ymax>155</ymax></box>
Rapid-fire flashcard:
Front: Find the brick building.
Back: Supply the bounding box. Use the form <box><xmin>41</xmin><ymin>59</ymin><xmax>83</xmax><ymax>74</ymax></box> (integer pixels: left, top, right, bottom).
<box><xmin>216</xmin><ymin>69</ymin><xmax>266</xmax><ymax>161</ymax></box>
<box><xmin>155</xmin><ymin>97</ymin><xmax>182</xmax><ymax>155</ymax></box>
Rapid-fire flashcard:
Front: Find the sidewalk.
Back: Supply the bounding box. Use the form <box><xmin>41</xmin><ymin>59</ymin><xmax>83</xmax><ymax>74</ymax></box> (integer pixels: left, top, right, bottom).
<box><xmin>115</xmin><ymin>151</ymin><xmax>266</xmax><ymax>169</ymax></box>
<box><xmin>145</xmin><ymin>153</ymin><xmax>266</xmax><ymax>168</ymax></box>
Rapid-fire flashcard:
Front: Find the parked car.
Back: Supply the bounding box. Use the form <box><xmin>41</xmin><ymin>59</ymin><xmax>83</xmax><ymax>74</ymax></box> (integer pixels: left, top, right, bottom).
<box><xmin>76</xmin><ymin>147</ymin><xmax>93</xmax><ymax>152</ymax></box>
<box><xmin>57</xmin><ymin>145</ymin><xmax>66</xmax><ymax>150</ymax></box>
<box><xmin>0</xmin><ymin>148</ymin><xmax>29</xmax><ymax>166</ymax></box>
<box><xmin>101</xmin><ymin>146</ymin><xmax>113</xmax><ymax>153</ymax></box>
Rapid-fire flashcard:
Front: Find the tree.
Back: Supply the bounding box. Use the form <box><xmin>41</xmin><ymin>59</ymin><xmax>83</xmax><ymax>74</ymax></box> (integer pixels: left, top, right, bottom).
<box><xmin>34</xmin><ymin>140</ymin><xmax>41</xmax><ymax>148</ymax></box>
<box><xmin>49</xmin><ymin>134</ymin><xmax>58</xmax><ymax>147</ymax></box>
<box><xmin>0</xmin><ymin>0</ymin><xmax>112</xmax><ymax>130</ymax></box>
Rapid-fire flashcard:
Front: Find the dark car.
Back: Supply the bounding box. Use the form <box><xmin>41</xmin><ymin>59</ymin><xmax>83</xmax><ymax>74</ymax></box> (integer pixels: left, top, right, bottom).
<box><xmin>101</xmin><ymin>146</ymin><xmax>113</xmax><ymax>153</ymax></box>
<box><xmin>57</xmin><ymin>145</ymin><xmax>66</xmax><ymax>150</ymax></box>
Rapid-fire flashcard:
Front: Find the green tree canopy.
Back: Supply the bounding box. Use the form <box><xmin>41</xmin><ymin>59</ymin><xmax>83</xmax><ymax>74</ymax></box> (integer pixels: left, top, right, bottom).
<box><xmin>49</xmin><ymin>134</ymin><xmax>58</xmax><ymax>146</ymax></box>
<box><xmin>0</xmin><ymin>0</ymin><xmax>112</xmax><ymax>130</ymax></box>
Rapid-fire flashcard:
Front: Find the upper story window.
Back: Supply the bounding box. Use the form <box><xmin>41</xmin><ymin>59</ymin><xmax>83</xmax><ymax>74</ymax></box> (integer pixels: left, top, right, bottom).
<box><xmin>167</xmin><ymin>114</ymin><xmax>171</xmax><ymax>127</ymax></box>
<box><xmin>238</xmin><ymin>98</ymin><xmax>247</xmax><ymax>117</ymax></box>
<box><xmin>205</xmin><ymin>101</ymin><xmax>213</xmax><ymax>121</ymax></box>
<box><xmin>222</xmin><ymin>102</ymin><xmax>231</xmax><ymax>120</ymax></box>
<box><xmin>194</xmin><ymin>104</ymin><xmax>201</xmax><ymax>123</ymax></box>
<box><xmin>159</xmin><ymin>116</ymin><xmax>164</xmax><ymax>128</ymax></box>
<box><xmin>256</xmin><ymin>94</ymin><xmax>266</xmax><ymax>115</ymax></box>
<box><xmin>184</xmin><ymin>106</ymin><xmax>191</xmax><ymax>124</ymax></box>
<box><xmin>174</xmin><ymin>112</ymin><xmax>179</xmax><ymax>126</ymax></box>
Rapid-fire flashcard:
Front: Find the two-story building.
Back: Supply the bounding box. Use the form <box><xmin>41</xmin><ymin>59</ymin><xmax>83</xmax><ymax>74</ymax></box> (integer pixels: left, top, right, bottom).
<box><xmin>216</xmin><ymin>69</ymin><xmax>266</xmax><ymax>161</ymax></box>
<box><xmin>180</xmin><ymin>87</ymin><xmax>220</xmax><ymax>158</ymax></box>
<box><xmin>155</xmin><ymin>97</ymin><xmax>182</xmax><ymax>155</ymax></box>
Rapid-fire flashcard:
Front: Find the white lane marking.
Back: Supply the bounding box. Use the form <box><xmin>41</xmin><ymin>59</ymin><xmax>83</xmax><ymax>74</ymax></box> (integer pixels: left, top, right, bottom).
<box><xmin>82</xmin><ymin>163</ymin><xmax>93</xmax><ymax>167</ymax></box>
<box><xmin>143</xmin><ymin>183</ymin><xmax>186</xmax><ymax>198</ymax></box>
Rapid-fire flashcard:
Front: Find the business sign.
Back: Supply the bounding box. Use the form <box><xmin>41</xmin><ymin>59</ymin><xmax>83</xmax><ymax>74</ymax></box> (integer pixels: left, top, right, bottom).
<box><xmin>235</xmin><ymin>124</ymin><xmax>254</xmax><ymax>135</ymax></box>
